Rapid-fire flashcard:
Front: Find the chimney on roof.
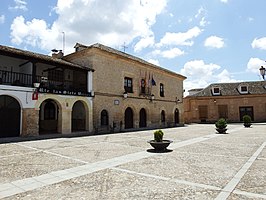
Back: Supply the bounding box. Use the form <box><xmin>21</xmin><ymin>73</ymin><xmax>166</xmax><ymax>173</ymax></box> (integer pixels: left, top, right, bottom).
<box><xmin>57</xmin><ymin>50</ymin><xmax>63</xmax><ymax>58</ymax></box>
<box><xmin>51</xmin><ymin>49</ymin><xmax>64</xmax><ymax>59</ymax></box>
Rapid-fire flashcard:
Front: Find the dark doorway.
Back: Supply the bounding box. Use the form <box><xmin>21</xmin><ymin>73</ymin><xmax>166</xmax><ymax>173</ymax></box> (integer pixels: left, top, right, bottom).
<box><xmin>139</xmin><ymin>108</ymin><xmax>147</xmax><ymax>128</ymax></box>
<box><xmin>174</xmin><ymin>108</ymin><xmax>179</xmax><ymax>124</ymax></box>
<box><xmin>0</xmin><ymin>95</ymin><xmax>20</xmax><ymax>138</ymax></box>
<box><xmin>125</xmin><ymin>107</ymin><xmax>133</xmax><ymax>129</ymax></box>
<box><xmin>101</xmin><ymin>109</ymin><xmax>109</xmax><ymax>126</ymax></box>
<box><xmin>161</xmin><ymin>110</ymin><xmax>166</xmax><ymax>123</ymax></box>
<box><xmin>239</xmin><ymin>106</ymin><xmax>254</xmax><ymax>121</ymax></box>
<box><xmin>72</xmin><ymin>101</ymin><xmax>86</xmax><ymax>132</ymax></box>
<box><xmin>39</xmin><ymin>99</ymin><xmax>58</xmax><ymax>134</ymax></box>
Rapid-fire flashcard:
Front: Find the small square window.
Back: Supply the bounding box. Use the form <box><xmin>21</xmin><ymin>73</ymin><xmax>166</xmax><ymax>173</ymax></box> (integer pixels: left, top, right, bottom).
<box><xmin>212</xmin><ymin>87</ymin><xmax>220</xmax><ymax>95</ymax></box>
<box><xmin>213</xmin><ymin>87</ymin><xmax>220</xmax><ymax>93</ymax></box>
<box><xmin>241</xmin><ymin>86</ymin><xmax>247</xmax><ymax>92</ymax></box>
<box><xmin>239</xmin><ymin>85</ymin><xmax>248</xmax><ymax>94</ymax></box>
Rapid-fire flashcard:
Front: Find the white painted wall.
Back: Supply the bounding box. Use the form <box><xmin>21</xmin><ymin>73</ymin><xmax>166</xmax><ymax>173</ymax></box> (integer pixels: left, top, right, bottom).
<box><xmin>0</xmin><ymin>85</ymin><xmax>36</xmax><ymax>109</ymax></box>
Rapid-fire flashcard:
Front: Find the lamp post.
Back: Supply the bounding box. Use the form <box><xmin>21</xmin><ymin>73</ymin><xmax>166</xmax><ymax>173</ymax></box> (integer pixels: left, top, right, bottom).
<box><xmin>259</xmin><ymin>66</ymin><xmax>265</xmax><ymax>80</ymax></box>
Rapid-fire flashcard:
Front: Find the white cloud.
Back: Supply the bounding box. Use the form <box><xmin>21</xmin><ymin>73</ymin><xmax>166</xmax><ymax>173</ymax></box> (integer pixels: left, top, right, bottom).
<box><xmin>247</xmin><ymin>57</ymin><xmax>265</xmax><ymax>74</ymax></box>
<box><xmin>153</xmin><ymin>48</ymin><xmax>184</xmax><ymax>58</ymax></box>
<box><xmin>200</xmin><ymin>17</ymin><xmax>208</xmax><ymax>27</ymax></box>
<box><xmin>248</xmin><ymin>17</ymin><xmax>254</xmax><ymax>22</ymax></box>
<box><xmin>134</xmin><ymin>35</ymin><xmax>155</xmax><ymax>52</ymax></box>
<box><xmin>216</xmin><ymin>69</ymin><xmax>236</xmax><ymax>83</ymax></box>
<box><xmin>220</xmin><ymin>0</ymin><xmax>228</xmax><ymax>3</ymax></box>
<box><xmin>10</xmin><ymin>16</ymin><xmax>57</xmax><ymax>50</ymax></box>
<box><xmin>195</xmin><ymin>7</ymin><xmax>205</xmax><ymax>19</ymax></box>
<box><xmin>157</xmin><ymin>26</ymin><xmax>202</xmax><ymax>47</ymax></box>
<box><xmin>148</xmin><ymin>59</ymin><xmax>160</xmax><ymax>66</ymax></box>
<box><xmin>180</xmin><ymin>60</ymin><xmax>237</xmax><ymax>96</ymax></box>
<box><xmin>9</xmin><ymin>0</ymin><xmax>28</xmax><ymax>11</ymax></box>
<box><xmin>181</xmin><ymin>60</ymin><xmax>220</xmax><ymax>78</ymax></box>
<box><xmin>251</xmin><ymin>37</ymin><xmax>266</xmax><ymax>50</ymax></box>
<box><xmin>10</xmin><ymin>0</ymin><xmax>167</xmax><ymax>53</ymax></box>
<box><xmin>204</xmin><ymin>36</ymin><xmax>225</xmax><ymax>48</ymax></box>
<box><xmin>0</xmin><ymin>15</ymin><xmax>5</xmax><ymax>24</ymax></box>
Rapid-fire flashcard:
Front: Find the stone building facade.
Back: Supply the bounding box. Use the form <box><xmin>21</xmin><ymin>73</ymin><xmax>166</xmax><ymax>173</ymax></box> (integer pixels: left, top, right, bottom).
<box><xmin>64</xmin><ymin>43</ymin><xmax>186</xmax><ymax>133</ymax></box>
<box><xmin>0</xmin><ymin>45</ymin><xmax>94</xmax><ymax>138</ymax></box>
<box><xmin>184</xmin><ymin>81</ymin><xmax>266</xmax><ymax>123</ymax></box>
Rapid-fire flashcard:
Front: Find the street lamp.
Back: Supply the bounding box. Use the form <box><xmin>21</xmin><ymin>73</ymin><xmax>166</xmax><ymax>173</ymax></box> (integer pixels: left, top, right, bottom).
<box><xmin>259</xmin><ymin>66</ymin><xmax>265</xmax><ymax>80</ymax></box>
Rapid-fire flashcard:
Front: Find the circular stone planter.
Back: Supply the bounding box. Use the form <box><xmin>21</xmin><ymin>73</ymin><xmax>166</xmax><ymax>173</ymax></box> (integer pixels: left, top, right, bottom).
<box><xmin>244</xmin><ymin>123</ymin><xmax>252</xmax><ymax>128</ymax></box>
<box><xmin>147</xmin><ymin>140</ymin><xmax>173</xmax><ymax>152</ymax></box>
<box><xmin>216</xmin><ymin>128</ymin><xmax>227</xmax><ymax>134</ymax></box>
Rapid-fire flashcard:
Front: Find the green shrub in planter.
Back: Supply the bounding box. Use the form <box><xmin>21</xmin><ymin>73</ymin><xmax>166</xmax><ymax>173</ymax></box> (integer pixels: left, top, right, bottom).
<box><xmin>243</xmin><ymin>115</ymin><xmax>252</xmax><ymax>127</ymax></box>
<box><xmin>215</xmin><ymin>118</ymin><xmax>227</xmax><ymax>129</ymax></box>
<box><xmin>215</xmin><ymin>118</ymin><xmax>227</xmax><ymax>133</ymax></box>
<box><xmin>154</xmin><ymin>129</ymin><xmax>164</xmax><ymax>142</ymax></box>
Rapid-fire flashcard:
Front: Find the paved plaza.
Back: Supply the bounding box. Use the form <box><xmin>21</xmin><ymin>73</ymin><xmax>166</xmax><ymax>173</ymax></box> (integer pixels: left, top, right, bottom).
<box><xmin>0</xmin><ymin>123</ymin><xmax>266</xmax><ymax>199</ymax></box>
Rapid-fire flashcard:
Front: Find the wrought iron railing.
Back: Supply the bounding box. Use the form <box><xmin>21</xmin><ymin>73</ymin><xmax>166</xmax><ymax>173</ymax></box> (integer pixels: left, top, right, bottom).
<box><xmin>0</xmin><ymin>70</ymin><xmax>90</xmax><ymax>96</ymax></box>
<box><xmin>0</xmin><ymin>70</ymin><xmax>32</xmax><ymax>87</ymax></box>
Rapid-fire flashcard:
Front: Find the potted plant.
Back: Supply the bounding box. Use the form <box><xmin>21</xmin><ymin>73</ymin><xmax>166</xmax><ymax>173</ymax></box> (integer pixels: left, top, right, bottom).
<box><xmin>243</xmin><ymin>115</ymin><xmax>252</xmax><ymax>128</ymax></box>
<box><xmin>215</xmin><ymin>118</ymin><xmax>227</xmax><ymax>134</ymax></box>
<box><xmin>147</xmin><ymin>130</ymin><xmax>172</xmax><ymax>152</ymax></box>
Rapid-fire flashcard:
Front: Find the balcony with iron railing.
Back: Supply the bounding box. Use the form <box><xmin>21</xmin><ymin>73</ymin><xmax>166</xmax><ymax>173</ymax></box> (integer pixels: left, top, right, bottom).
<box><xmin>0</xmin><ymin>70</ymin><xmax>90</xmax><ymax>96</ymax></box>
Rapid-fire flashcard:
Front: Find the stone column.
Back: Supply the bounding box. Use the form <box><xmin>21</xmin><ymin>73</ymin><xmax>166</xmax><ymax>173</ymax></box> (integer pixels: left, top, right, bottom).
<box><xmin>21</xmin><ymin>108</ymin><xmax>39</xmax><ymax>136</ymax></box>
<box><xmin>60</xmin><ymin>109</ymin><xmax>72</xmax><ymax>134</ymax></box>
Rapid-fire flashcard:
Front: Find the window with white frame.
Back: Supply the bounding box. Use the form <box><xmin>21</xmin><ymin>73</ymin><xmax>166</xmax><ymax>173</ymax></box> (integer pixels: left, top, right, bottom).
<box><xmin>212</xmin><ymin>86</ymin><xmax>221</xmax><ymax>95</ymax></box>
<box><xmin>239</xmin><ymin>85</ymin><xmax>248</xmax><ymax>94</ymax></box>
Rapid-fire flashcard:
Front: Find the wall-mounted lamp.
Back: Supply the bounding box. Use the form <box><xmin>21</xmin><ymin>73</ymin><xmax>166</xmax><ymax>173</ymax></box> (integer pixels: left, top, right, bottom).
<box><xmin>33</xmin><ymin>82</ymin><xmax>40</xmax><ymax>88</ymax></box>
<box><xmin>150</xmin><ymin>94</ymin><xmax>155</xmax><ymax>102</ymax></box>
<box><xmin>176</xmin><ymin>97</ymin><xmax>182</xmax><ymax>103</ymax></box>
<box><xmin>32</xmin><ymin>82</ymin><xmax>40</xmax><ymax>100</ymax></box>
<box><xmin>213</xmin><ymin>99</ymin><xmax>217</xmax><ymax>103</ymax></box>
<box><xmin>90</xmin><ymin>90</ymin><xmax>95</xmax><ymax>97</ymax></box>
<box><xmin>123</xmin><ymin>91</ymin><xmax>128</xmax><ymax>99</ymax></box>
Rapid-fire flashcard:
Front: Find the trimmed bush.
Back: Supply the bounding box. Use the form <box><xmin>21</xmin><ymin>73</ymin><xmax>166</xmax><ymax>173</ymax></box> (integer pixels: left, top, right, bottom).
<box><xmin>215</xmin><ymin>118</ymin><xmax>227</xmax><ymax>129</ymax></box>
<box><xmin>154</xmin><ymin>129</ymin><xmax>164</xmax><ymax>142</ymax></box>
<box><xmin>243</xmin><ymin>115</ymin><xmax>252</xmax><ymax>127</ymax></box>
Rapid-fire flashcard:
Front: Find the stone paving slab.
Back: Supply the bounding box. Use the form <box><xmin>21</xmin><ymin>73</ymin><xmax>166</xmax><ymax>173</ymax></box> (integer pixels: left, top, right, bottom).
<box><xmin>174</xmin><ymin>141</ymin><xmax>259</xmax><ymax>158</ymax></box>
<box><xmin>259</xmin><ymin>148</ymin><xmax>266</xmax><ymax>159</ymax></box>
<box><xmin>48</xmin><ymin>142</ymin><xmax>144</xmax><ymax>162</ymax></box>
<box><xmin>0</xmin><ymin>151</ymin><xmax>83</xmax><ymax>183</ymax></box>
<box><xmin>228</xmin><ymin>193</ymin><xmax>266</xmax><ymax>200</ymax></box>
<box><xmin>117</xmin><ymin>150</ymin><xmax>247</xmax><ymax>188</ymax></box>
<box><xmin>3</xmin><ymin>169</ymin><xmax>220</xmax><ymax>200</ymax></box>
<box><xmin>0</xmin><ymin>143</ymin><xmax>37</xmax><ymax>157</ymax></box>
<box><xmin>0</xmin><ymin>123</ymin><xmax>266</xmax><ymax>199</ymax></box>
<box><xmin>235</xmin><ymin>159</ymin><xmax>266</xmax><ymax>195</ymax></box>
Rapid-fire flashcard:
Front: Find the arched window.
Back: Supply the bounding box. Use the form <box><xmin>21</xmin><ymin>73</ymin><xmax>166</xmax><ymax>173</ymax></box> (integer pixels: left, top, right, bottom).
<box><xmin>139</xmin><ymin>108</ymin><xmax>147</xmax><ymax>128</ymax></box>
<box><xmin>101</xmin><ymin>110</ymin><xmax>109</xmax><ymax>126</ymax></box>
<box><xmin>160</xmin><ymin>83</ymin><xmax>164</xmax><ymax>97</ymax></box>
<box><xmin>174</xmin><ymin>108</ymin><xmax>179</xmax><ymax>124</ymax></box>
<box><xmin>161</xmin><ymin>110</ymin><xmax>165</xmax><ymax>123</ymax></box>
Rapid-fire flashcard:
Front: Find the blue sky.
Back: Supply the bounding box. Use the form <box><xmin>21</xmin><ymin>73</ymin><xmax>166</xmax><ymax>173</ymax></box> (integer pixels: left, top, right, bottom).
<box><xmin>1</xmin><ymin>0</ymin><xmax>266</xmax><ymax>94</ymax></box>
